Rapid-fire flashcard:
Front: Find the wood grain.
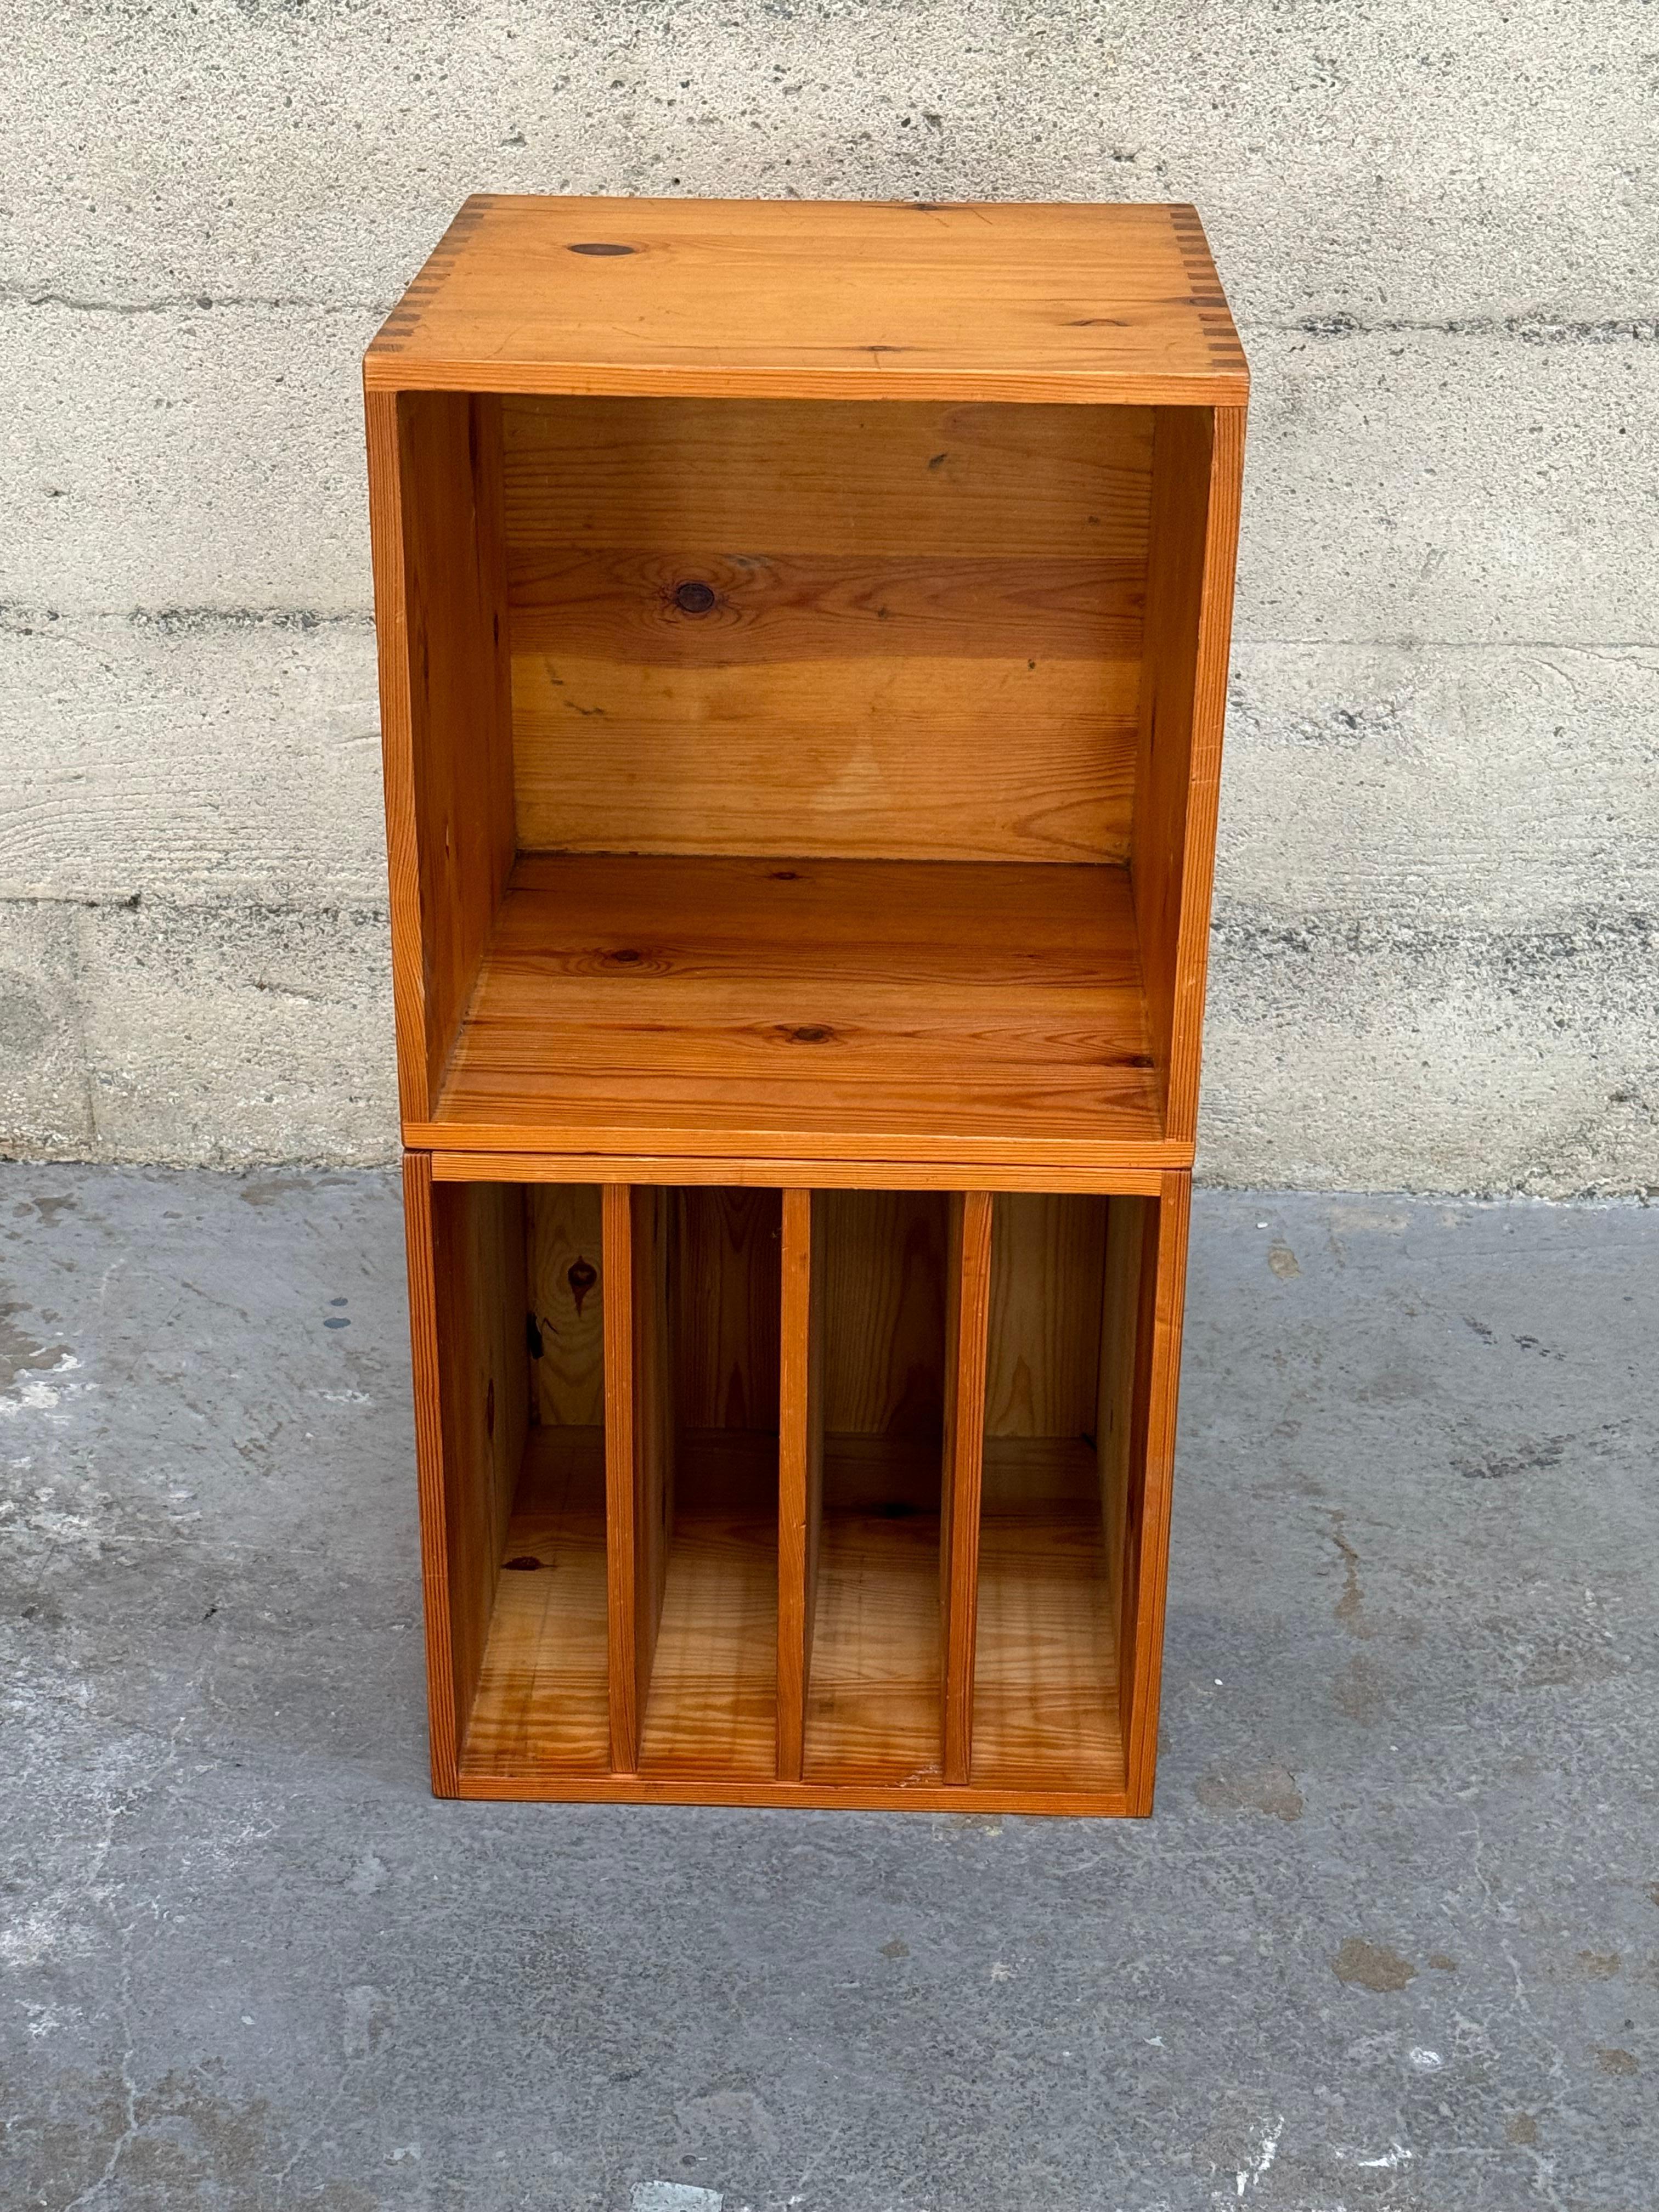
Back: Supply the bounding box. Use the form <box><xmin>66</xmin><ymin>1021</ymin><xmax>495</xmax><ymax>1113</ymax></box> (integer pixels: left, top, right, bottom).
<box><xmin>454</xmin><ymin>1774</ymin><xmax>1130</xmax><ymax>1814</ymax></box>
<box><xmin>424</xmin><ymin>856</ymin><xmax>1160</xmax><ymax>1170</ymax></box>
<box><xmin>511</xmin><ymin>549</ymin><xmax>1143</xmax><ymax>663</ymax></box>
<box><xmin>365</xmin><ymin>196</ymin><xmax>1250</xmax><ymax>407</ymax></box>
<box><xmin>673</xmin><ymin>1189</ymin><xmax>781</xmax><ymax>1435</ymax></box>
<box><xmin>503</xmin><ymin>396</ymin><xmax>1151</xmax><ymax>558</ymax></box>
<box><xmin>1097</xmin><ymin>1195</ymin><xmax>1147</xmax><ymax>1644</ymax></box>
<box><xmin>971</xmin><ymin>1503</ymin><xmax>1125</xmax><ymax>1794</ymax></box>
<box><xmin>1132</xmin><ymin>404</ymin><xmax>1246</xmax><ymax>1146</ymax></box>
<box><xmin>526</xmin><ymin>1183</ymin><xmax>605</xmax><ymax>1427</ymax></box>
<box><xmin>777</xmin><ymin>1189</ymin><xmax>825</xmax><ymax>1781</ymax></box>
<box><xmin>803</xmin><ymin>1503</ymin><xmax>943</xmax><ymax>1786</ymax></box>
<box><xmin>940</xmin><ymin>1191</ymin><xmax>994</xmax><ymax>1782</ymax></box>
<box><xmin>637</xmin><ymin>1507</ymin><xmax>778</xmax><ymax>1781</ymax></box>
<box><xmin>504</xmin><ymin>393</ymin><xmax>1147</xmax><ymax>864</ymax></box>
<box><xmin>602</xmin><ymin>1183</ymin><xmax>675</xmax><ymax>1770</ymax></box>
<box><xmin>511</xmin><ymin>652</ymin><xmax>1138</xmax><ymax>865</ymax></box>
<box><xmin>985</xmin><ymin>1194</ymin><xmax>1108</xmax><ymax>1441</ymax></box>
<box><xmin>1122</xmin><ymin>1171</ymin><xmax>1193</xmax><ymax>1814</ymax></box>
<box><xmin>423</xmin><ymin>1171</ymin><xmax>528</xmax><ymax>1781</ymax></box>
<box><xmin>365</xmin><ymin>390</ymin><xmax>514</xmax><ymax>1122</ymax></box>
<box><xmin>817</xmin><ymin>1189</ymin><xmax>949</xmax><ymax>1443</ymax></box>
<box><xmin>402</xmin><ymin>1152</ymin><xmax>459</xmax><ymax>1793</ymax></box>
<box><xmin>432</xmin><ymin>1153</ymin><xmax>1172</xmax><ymax>1196</ymax></box>
<box><xmin>460</xmin><ymin>1425</ymin><xmax>611</xmax><ymax>1778</ymax></box>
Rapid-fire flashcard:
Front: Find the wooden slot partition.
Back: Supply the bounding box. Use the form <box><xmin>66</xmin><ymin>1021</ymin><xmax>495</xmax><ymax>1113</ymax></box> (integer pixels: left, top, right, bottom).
<box><xmin>601</xmin><ymin>1184</ymin><xmax>673</xmax><ymax>1771</ymax></box>
<box><xmin>376</xmin><ymin>196</ymin><xmax>1243</xmax><ymax>1814</ymax></box>
<box><xmin>777</xmin><ymin>1188</ymin><xmax>825</xmax><ymax>1780</ymax></box>
<box><xmin>940</xmin><ymin>1192</ymin><xmax>994</xmax><ymax>1782</ymax></box>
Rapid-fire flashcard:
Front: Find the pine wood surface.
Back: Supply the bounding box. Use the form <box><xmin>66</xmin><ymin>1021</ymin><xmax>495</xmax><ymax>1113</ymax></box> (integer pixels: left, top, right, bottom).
<box><xmin>1132</xmin><ymin>405</ymin><xmax>1246</xmax><ymax>1147</ymax></box>
<box><xmin>460</xmin><ymin>1425</ymin><xmax>611</xmax><ymax>1778</ymax></box>
<box><xmin>776</xmin><ymin>1189</ymin><xmax>823</xmax><ymax>1780</ymax></box>
<box><xmin>457</xmin><ymin>1436</ymin><xmax>1126</xmax><ymax>1801</ymax></box>
<box><xmin>940</xmin><ymin>1193</ymin><xmax>994</xmax><ymax>1781</ymax></box>
<box><xmin>985</xmin><ymin>1193</ymin><xmax>1109</xmax><ymax>1438</ymax></box>
<box><xmin>637</xmin><ymin>1508</ymin><xmax>778</xmax><ymax>1781</ymax></box>
<box><xmin>673</xmin><ymin>1188</ymin><xmax>782</xmax><ymax>1432</ymax></box>
<box><xmin>504</xmin><ymin>394</ymin><xmax>1148</xmax><ymax>866</ymax></box>
<box><xmin>414</xmin><ymin>854</ymin><xmax>1166</xmax><ymax>1169</ymax></box>
<box><xmin>366</xmin><ymin>391</ymin><xmax>515</xmax><ymax>1124</ymax></box>
<box><xmin>1123</xmin><ymin>1171</ymin><xmax>1193</xmax><ymax>1812</ymax></box>
<box><xmin>365</xmin><ymin>196</ymin><xmax>1249</xmax><ymax>405</ymax></box>
<box><xmin>504</xmin><ymin>394</ymin><xmax>1152</xmax><ymax>558</ymax></box>
<box><xmin>803</xmin><ymin>1508</ymin><xmax>944</xmax><ymax>1785</ymax></box>
<box><xmin>816</xmin><ymin>1190</ymin><xmax>947</xmax><ymax>1440</ymax></box>
<box><xmin>526</xmin><ymin>1183</ymin><xmax>605</xmax><ymax>1427</ymax></box>
<box><xmin>432</xmin><ymin>1153</ymin><xmax>1171</xmax><ymax>1197</ymax></box>
<box><xmin>401</xmin><ymin>1153</ymin><xmax>460</xmax><ymax>1793</ymax></box>
<box><xmin>972</xmin><ymin>1504</ymin><xmax>1124</xmax><ymax>1793</ymax></box>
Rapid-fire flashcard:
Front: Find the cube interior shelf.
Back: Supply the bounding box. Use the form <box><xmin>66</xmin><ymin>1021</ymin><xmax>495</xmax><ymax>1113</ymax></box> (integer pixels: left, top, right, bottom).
<box><xmin>368</xmin><ymin>195</ymin><xmax>1247</xmax><ymax>1812</ymax></box>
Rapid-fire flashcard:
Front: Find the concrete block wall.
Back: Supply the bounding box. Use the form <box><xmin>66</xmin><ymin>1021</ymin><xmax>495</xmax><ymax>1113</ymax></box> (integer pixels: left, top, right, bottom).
<box><xmin>3</xmin><ymin>0</ymin><xmax>1653</xmax><ymax>1192</ymax></box>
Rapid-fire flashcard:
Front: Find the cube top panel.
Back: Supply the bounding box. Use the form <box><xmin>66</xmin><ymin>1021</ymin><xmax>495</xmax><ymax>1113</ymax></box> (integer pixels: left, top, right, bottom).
<box><xmin>365</xmin><ymin>195</ymin><xmax>1248</xmax><ymax>405</ymax></box>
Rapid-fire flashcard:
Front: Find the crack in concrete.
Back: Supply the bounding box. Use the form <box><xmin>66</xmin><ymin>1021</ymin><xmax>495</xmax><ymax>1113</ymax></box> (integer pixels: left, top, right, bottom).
<box><xmin>1291</xmin><ymin>310</ymin><xmax>1659</xmax><ymax>343</ymax></box>
<box><xmin>1212</xmin><ymin>904</ymin><xmax>1658</xmax><ymax>966</ymax></box>
<box><xmin>0</xmin><ymin>601</ymin><xmax>375</xmax><ymax>636</ymax></box>
<box><xmin>1</xmin><ymin>286</ymin><xmax>392</xmax><ymax>317</ymax></box>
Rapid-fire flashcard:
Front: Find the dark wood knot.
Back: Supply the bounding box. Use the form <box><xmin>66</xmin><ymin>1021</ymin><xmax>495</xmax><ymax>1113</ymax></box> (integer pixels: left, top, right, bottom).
<box><xmin>674</xmin><ymin>579</ymin><xmax>717</xmax><ymax>615</ymax></box>
<box><xmin>568</xmin><ymin>242</ymin><xmax>635</xmax><ymax>256</ymax></box>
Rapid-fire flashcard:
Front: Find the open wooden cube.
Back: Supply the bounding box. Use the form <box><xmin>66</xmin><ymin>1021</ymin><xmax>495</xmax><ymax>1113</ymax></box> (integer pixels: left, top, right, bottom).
<box><xmin>368</xmin><ymin>196</ymin><xmax>1246</xmax><ymax>1811</ymax></box>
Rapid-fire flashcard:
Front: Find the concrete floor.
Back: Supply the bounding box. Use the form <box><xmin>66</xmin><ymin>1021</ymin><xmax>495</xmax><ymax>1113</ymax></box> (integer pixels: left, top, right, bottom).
<box><xmin>1</xmin><ymin>1169</ymin><xmax>1655</xmax><ymax>2211</ymax></box>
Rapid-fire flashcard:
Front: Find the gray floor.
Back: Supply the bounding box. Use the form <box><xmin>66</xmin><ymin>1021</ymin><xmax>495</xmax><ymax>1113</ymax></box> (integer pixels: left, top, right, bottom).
<box><xmin>2</xmin><ymin>1169</ymin><xmax>1655</xmax><ymax>2212</ymax></box>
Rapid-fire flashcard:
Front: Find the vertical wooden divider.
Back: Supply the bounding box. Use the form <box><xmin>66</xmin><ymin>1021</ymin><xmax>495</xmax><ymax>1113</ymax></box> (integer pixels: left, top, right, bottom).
<box><xmin>776</xmin><ymin>1189</ymin><xmax>825</xmax><ymax>1779</ymax></box>
<box><xmin>603</xmin><ymin>1184</ymin><xmax>676</xmax><ymax>1773</ymax></box>
<box><xmin>940</xmin><ymin>1191</ymin><xmax>994</xmax><ymax>1785</ymax></box>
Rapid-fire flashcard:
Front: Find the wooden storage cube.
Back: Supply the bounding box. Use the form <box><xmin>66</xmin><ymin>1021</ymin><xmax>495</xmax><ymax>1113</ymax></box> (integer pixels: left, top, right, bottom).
<box><xmin>375</xmin><ymin>198</ymin><xmax>1245</xmax><ymax>1811</ymax></box>
<box><xmin>367</xmin><ymin>201</ymin><xmax>1245</xmax><ymax>1183</ymax></box>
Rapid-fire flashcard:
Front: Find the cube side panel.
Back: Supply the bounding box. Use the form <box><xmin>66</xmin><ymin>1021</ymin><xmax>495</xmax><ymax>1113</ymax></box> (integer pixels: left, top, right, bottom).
<box><xmin>425</xmin><ymin>1169</ymin><xmax>531</xmax><ymax>1775</ymax></box>
<box><xmin>1130</xmin><ymin>404</ymin><xmax>1246</xmax><ymax>1144</ymax></box>
<box><xmin>365</xmin><ymin>388</ymin><xmax>432</xmax><ymax>1127</ymax></box>
<box><xmin>402</xmin><ymin>1152</ymin><xmax>460</xmax><ymax>1793</ymax></box>
<box><xmin>1166</xmin><ymin>406</ymin><xmax>1247</xmax><ymax>1143</ymax></box>
<box><xmin>1121</xmin><ymin>1171</ymin><xmax>1192</xmax><ymax>1815</ymax></box>
<box><xmin>367</xmin><ymin>390</ymin><xmax>516</xmax><ymax>1128</ymax></box>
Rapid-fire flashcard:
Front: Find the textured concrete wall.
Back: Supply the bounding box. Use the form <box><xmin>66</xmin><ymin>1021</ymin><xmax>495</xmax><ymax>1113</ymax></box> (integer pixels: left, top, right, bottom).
<box><xmin>2</xmin><ymin>1</ymin><xmax>1653</xmax><ymax>1191</ymax></box>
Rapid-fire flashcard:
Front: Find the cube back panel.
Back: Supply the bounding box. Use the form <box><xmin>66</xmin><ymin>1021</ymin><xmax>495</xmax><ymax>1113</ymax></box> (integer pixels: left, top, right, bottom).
<box><xmin>504</xmin><ymin>396</ymin><xmax>1151</xmax><ymax>864</ymax></box>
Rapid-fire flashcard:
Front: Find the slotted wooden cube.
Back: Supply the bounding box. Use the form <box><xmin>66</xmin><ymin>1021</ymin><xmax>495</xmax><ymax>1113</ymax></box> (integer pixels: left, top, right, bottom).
<box><xmin>365</xmin><ymin>195</ymin><xmax>1246</xmax><ymax>1812</ymax></box>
